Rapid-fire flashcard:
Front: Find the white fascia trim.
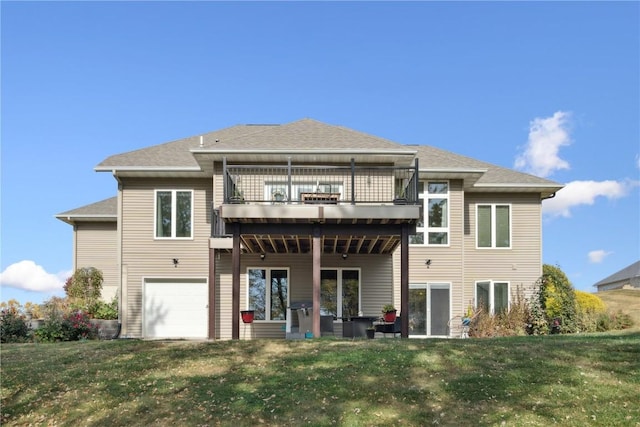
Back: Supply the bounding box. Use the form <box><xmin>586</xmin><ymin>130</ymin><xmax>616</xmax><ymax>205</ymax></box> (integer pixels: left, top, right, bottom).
<box><xmin>472</xmin><ymin>183</ymin><xmax>564</xmax><ymax>191</ymax></box>
<box><xmin>190</xmin><ymin>149</ymin><xmax>418</xmax><ymax>156</ymax></box>
<box><xmin>94</xmin><ymin>166</ymin><xmax>202</xmax><ymax>173</ymax></box>
<box><xmin>419</xmin><ymin>167</ymin><xmax>488</xmax><ymax>174</ymax></box>
<box><xmin>54</xmin><ymin>214</ymin><xmax>117</xmax><ymax>225</ymax></box>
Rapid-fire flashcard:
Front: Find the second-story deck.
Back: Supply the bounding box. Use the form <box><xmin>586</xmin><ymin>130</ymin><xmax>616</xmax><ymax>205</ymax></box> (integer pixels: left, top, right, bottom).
<box><xmin>211</xmin><ymin>159</ymin><xmax>421</xmax><ymax>255</ymax></box>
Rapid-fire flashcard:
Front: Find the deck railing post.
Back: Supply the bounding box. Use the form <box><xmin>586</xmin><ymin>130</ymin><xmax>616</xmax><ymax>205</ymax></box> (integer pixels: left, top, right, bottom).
<box><xmin>414</xmin><ymin>158</ymin><xmax>419</xmax><ymax>204</ymax></box>
<box><xmin>222</xmin><ymin>157</ymin><xmax>228</xmax><ymax>203</ymax></box>
<box><xmin>287</xmin><ymin>157</ymin><xmax>292</xmax><ymax>204</ymax></box>
<box><xmin>351</xmin><ymin>158</ymin><xmax>355</xmax><ymax>205</ymax></box>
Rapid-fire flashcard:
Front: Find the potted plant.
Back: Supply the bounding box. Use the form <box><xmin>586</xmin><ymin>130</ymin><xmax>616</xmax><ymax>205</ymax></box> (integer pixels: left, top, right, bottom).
<box><xmin>241</xmin><ymin>310</ymin><xmax>255</xmax><ymax>324</ymax></box>
<box><xmin>382</xmin><ymin>304</ymin><xmax>397</xmax><ymax>322</ymax></box>
<box><xmin>393</xmin><ymin>187</ymin><xmax>408</xmax><ymax>205</ymax></box>
<box><xmin>366</xmin><ymin>325</ymin><xmax>376</xmax><ymax>339</ymax></box>
<box><xmin>229</xmin><ymin>187</ymin><xmax>244</xmax><ymax>204</ymax></box>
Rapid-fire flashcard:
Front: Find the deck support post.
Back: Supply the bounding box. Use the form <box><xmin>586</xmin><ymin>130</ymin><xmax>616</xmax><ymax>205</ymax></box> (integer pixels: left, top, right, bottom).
<box><xmin>312</xmin><ymin>225</ymin><xmax>321</xmax><ymax>337</ymax></box>
<box><xmin>401</xmin><ymin>223</ymin><xmax>409</xmax><ymax>338</ymax></box>
<box><xmin>232</xmin><ymin>223</ymin><xmax>240</xmax><ymax>339</ymax></box>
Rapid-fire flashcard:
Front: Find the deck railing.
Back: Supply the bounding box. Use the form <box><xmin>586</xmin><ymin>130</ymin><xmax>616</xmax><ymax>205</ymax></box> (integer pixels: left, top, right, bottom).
<box><xmin>222</xmin><ymin>158</ymin><xmax>419</xmax><ymax>205</ymax></box>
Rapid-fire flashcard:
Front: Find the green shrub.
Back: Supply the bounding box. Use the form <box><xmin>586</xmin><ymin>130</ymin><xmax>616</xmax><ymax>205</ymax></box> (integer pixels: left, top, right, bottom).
<box><xmin>527</xmin><ymin>283</ymin><xmax>549</xmax><ymax>335</ymax></box>
<box><xmin>88</xmin><ymin>297</ymin><xmax>118</xmax><ymax>320</ymax></box>
<box><xmin>64</xmin><ymin>267</ymin><xmax>103</xmax><ymax>311</ymax></box>
<box><xmin>0</xmin><ymin>306</ymin><xmax>31</xmax><ymax>343</ymax></box>
<box><xmin>34</xmin><ymin>310</ymin><xmax>98</xmax><ymax>342</ymax></box>
<box><xmin>33</xmin><ymin>315</ymin><xmax>67</xmax><ymax>342</ymax></box>
<box><xmin>575</xmin><ymin>290</ymin><xmax>607</xmax><ymax>332</ymax></box>
<box><xmin>539</xmin><ymin>265</ymin><xmax>578</xmax><ymax>333</ymax></box>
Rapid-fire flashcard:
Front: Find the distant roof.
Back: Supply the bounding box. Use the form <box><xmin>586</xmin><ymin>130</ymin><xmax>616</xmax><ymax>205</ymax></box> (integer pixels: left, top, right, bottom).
<box><xmin>594</xmin><ymin>260</ymin><xmax>640</xmax><ymax>287</ymax></box>
<box><xmin>55</xmin><ymin>197</ymin><xmax>117</xmax><ymax>225</ymax></box>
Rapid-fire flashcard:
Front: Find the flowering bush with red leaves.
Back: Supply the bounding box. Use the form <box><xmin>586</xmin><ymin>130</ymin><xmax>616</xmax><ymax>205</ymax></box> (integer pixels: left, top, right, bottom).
<box><xmin>65</xmin><ymin>310</ymin><xmax>98</xmax><ymax>341</ymax></box>
<box><xmin>34</xmin><ymin>309</ymin><xmax>98</xmax><ymax>342</ymax></box>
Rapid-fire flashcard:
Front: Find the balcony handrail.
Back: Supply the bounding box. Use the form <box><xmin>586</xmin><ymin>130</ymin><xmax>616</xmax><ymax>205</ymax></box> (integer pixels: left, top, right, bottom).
<box><xmin>222</xmin><ymin>157</ymin><xmax>419</xmax><ymax>205</ymax></box>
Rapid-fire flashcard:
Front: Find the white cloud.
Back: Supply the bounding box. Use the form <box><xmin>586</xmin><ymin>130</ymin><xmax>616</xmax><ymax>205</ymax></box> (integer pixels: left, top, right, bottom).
<box><xmin>588</xmin><ymin>250</ymin><xmax>612</xmax><ymax>264</ymax></box>
<box><xmin>0</xmin><ymin>260</ymin><xmax>70</xmax><ymax>292</ymax></box>
<box><xmin>542</xmin><ymin>179</ymin><xmax>638</xmax><ymax>217</ymax></box>
<box><xmin>515</xmin><ymin>111</ymin><xmax>572</xmax><ymax>178</ymax></box>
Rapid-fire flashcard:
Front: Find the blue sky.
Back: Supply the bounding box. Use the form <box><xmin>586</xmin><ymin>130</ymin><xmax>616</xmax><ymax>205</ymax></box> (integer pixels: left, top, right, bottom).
<box><xmin>1</xmin><ymin>1</ymin><xmax>638</xmax><ymax>304</ymax></box>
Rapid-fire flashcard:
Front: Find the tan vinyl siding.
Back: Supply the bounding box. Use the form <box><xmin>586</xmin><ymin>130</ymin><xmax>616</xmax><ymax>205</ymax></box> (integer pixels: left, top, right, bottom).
<box><xmin>393</xmin><ymin>184</ymin><xmax>543</xmax><ymax>328</ymax></box>
<box><xmin>120</xmin><ymin>178</ymin><xmax>212</xmax><ymax>337</ymax></box>
<box><xmin>75</xmin><ymin>222</ymin><xmax>118</xmax><ymax>300</ymax></box>
<box><xmin>216</xmin><ymin>252</ymin><xmax>393</xmax><ymax>339</ymax></box>
<box><xmin>394</xmin><ymin>180</ymin><xmax>466</xmax><ymax>316</ymax></box>
<box><xmin>464</xmin><ymin>192</ymin><xmax>542</xmax><ymax>301</ymax></box>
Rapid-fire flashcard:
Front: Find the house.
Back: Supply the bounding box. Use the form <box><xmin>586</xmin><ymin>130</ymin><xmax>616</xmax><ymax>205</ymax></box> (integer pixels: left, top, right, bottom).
<box><xmin>56</xmin><ymin>118</ymin><xmax>562</xmax><ymax>340</ymax></box>
<box><xmin>594</xmin><ymin>260</ymin><xmax>640</xmax><ymax>292</ymax></box>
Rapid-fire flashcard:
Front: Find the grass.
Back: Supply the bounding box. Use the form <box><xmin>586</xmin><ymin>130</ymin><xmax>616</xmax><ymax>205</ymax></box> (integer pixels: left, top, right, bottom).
<box><xmin>1</xmin><ymin>331</ymin><xmax>639</xmax><ymax>426</ymax></box>
<box><xmin>598</xmin><ymin>289</ymin><xmax>640</xmax><ymax>326</ymax></box>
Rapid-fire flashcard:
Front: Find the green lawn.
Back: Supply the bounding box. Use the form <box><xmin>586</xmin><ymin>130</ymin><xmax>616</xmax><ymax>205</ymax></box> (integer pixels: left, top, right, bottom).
<box><xmin>2</xmin><ymin>332</ymin><xmax>639</xmax><ymax>426</ymax></box>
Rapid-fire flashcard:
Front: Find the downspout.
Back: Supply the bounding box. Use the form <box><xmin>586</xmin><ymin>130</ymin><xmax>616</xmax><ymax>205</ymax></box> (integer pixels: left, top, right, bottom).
<box><xmin>113</xmin><ymin>170</ymin><xmax>124</xmax><ymax>338</ymax></box>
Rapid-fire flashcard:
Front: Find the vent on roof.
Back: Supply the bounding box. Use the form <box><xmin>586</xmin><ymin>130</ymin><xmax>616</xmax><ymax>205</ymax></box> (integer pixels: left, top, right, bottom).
<box><xmin>199</xmin><ymin>136</ymin><xmax>204</xmax><ymax>148</ymax></box>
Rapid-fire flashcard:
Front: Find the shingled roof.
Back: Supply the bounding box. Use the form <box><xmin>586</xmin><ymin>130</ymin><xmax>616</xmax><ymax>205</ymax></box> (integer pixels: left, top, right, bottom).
<box><xmin>95</xmin><ymin>118</ymin><xmax>411</xmax><ymax>171</ymax></box>
<box><xmin>94</xmin><ymin>118</ymin><xmax>561</xmax><ymax>190</ymax></box>
<box><xmin>55</xmin><ymin>197</ymin><xmax>117</xmax><ymax>224</ymax></box>
<box><xmin>594</xmin><ymin>260</ymin><xmax>640</xmax><ymax>288</ymax></box>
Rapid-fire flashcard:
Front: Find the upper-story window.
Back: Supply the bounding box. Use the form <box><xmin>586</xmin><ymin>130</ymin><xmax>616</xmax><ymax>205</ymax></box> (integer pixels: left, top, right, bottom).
<box><xmin>476</xmin><ymin>204</ymin><xmax>511</xmax><ymax>248</ymax></box>
<box><xmin>155</xmin><ymin>190</ymin><xmax>193</xmax><ymax>239</ymax></box>
<box><xmin>411</xmin><ymin>181</ymin><xmax>449</xmax><ymax>246</ymax></box>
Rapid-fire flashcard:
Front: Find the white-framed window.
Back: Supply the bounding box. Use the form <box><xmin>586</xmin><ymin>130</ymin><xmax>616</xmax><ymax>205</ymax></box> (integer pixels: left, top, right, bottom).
<box><xmin>411</xmin><ymin>181</ymin><xmax>449</xmax><ymax>246</ymax></box>
<box><xmin>320</xmin><ymin>268</ymin><xmax>360</xmax><ymax>319</ymax></box>
<box><xmin>476</xmin><ymin>204</ymin><xmax>511</xmax><ymax>248</ymax></box>
<box><xmin>475</xmin><ymin>280</ymin><xmax>510</xmax><ymax>314</ymax></box>
<box><xmin>155</xmin><ymin>190</ymin><xmax>193</xmax><ymax>239</ymax></box>
<box><xmin>247</xmin><ymin>268</ymin><xmax>289</xmax><ymax>321</ymax></box>
<box><xmin>264</xmin><ymin>181</ymin><xmax>344</xmax><ymax>203</ymax></box>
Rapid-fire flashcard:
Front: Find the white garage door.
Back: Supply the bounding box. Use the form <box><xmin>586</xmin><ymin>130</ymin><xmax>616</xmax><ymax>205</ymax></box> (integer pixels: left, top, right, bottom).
<box><xmin>144</xmin><ymin>279</ymin><xmax>208</xmax><ymax>339</ymax></box>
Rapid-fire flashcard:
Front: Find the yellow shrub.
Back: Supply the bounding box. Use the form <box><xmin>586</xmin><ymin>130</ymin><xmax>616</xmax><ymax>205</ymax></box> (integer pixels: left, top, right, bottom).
<box><xmin>575</xmin><ymin>290</ymin><xmax>606</xmax><ymax>314</ymax></box>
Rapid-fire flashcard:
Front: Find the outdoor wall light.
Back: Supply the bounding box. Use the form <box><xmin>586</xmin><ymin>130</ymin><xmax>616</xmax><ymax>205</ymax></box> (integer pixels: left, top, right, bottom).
<box><xmin>425</xmin><ymin>259</ymin><xmax>432</xmax><ymax>268</ymax></box>
<box><xmin>260</xmin><ymin>253</ymin><xmax>266</xmax><ymax>260</ymax></box>
<box><xmin>173</xmin><ymin>258</ymin><xmax>179</xmax><ymax>267</ymax></box>
<box><xmin>342</xmin><ymin>253</ymin><xmax>348</xmax><ymax>260</ymax></box>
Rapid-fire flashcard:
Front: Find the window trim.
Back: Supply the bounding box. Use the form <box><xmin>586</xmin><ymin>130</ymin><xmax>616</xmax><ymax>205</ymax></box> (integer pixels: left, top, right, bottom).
<box><xmin>475</xmin><ymin>203</ymin><xmax>512</xmax><ymax>249</ymax></box>
<box><xmin>475</xmin><ymin>280</ymin><xmax>510</xmax><ymax>314</ymax></box>
<box><xmin>245</xmin><ymin>267</ymin><xmax>290</xmax><ymax>322</ymax></box>
<box><xmin>411</xmin><ymin>180</ymin><xmax>450</xmax><ymax>247</ymax></box>
<box><xmin>154</xmin><ymin>189</ymin><xmax>194</xmax><ymax>240</ymax></box>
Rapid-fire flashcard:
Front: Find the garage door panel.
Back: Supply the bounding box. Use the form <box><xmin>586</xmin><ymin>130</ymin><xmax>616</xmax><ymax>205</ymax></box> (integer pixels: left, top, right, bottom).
<box><xmin>144</xmin><ymin>280</ymin><xmax>207</xmax><ymax>339</ymax></box>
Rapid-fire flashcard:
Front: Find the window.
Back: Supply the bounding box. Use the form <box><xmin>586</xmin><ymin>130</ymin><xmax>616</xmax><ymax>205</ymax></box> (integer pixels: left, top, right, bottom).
<box><xmin>411</xmin><ymin>181</ymin><xmax>449</xmax><ymax>245</ymax></box>
<box><xmin>476</xmin><ymin>204</ymin><xmax>511</xmax><ymax>248</ymax></box>
<box><xmin>155</xmin><ymin>190</ymin><xmax>193</xmax><ymax>238</ymax></box>
<box><xmin>264</xmin><ymin>181</ymin><xmax>344</xmax><ymax>203</ymax></box>
<box><xmin>476</xmin><ymin>281</ymin><xmax>509</xmax><ymax>314</ymax></box>
<box><xmin>248</xmin><ymin>268</ymin><xmax>288</xmax><ymax>321</ymax></box>
<box><xmin>320</xmin><ymin>269</ymin><xmax>360</xmax><ymax>319</ymax></box>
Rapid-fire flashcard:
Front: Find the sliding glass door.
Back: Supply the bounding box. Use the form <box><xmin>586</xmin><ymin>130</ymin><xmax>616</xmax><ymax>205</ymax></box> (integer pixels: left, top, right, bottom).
<box><xmin>409</xmin><ymin>284</ymin><xmax>450</xmax><ymax>337</ymax></box>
